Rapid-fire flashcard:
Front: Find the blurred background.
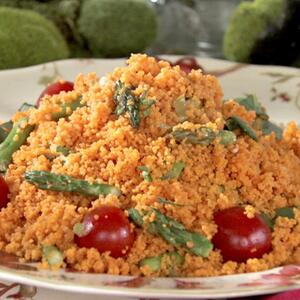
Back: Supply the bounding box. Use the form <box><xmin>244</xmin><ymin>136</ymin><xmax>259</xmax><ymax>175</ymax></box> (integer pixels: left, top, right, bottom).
<box><xmin>0</xmin><ymin>0</ymin><xmax>299</xmax><ymax>70</ymax></box>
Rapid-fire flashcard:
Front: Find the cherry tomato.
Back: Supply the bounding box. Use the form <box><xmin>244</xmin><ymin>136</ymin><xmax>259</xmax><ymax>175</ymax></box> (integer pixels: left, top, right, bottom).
<box><xmin>74</xmin><ymin>206</ymin><xmax>135</xmax><ymax>258</ymax></box>
<box><xmin>37</xmin><ymin>80</ymin><xmax>74</xmax><ymax>106</ymax></box>
<box><xmin>212</xmin><ymin>207</ymin><xmax>272</xmax><ymax>263</ymax></box>
<box><xmin>0</xmin><ymin>176</ymin><xmax>9</xmax><ymax>209</ymax></box>
<box><xmin>174</xmin><ymin>57</ymin><xmax>202</xmax><ymax>73</ymax></box>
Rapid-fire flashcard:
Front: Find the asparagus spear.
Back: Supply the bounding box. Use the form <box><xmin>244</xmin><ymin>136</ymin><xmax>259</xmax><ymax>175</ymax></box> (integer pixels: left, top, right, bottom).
<box><xmin>169</xmin><ymin>127</ymin><xmax>237</xmax><ymax>146</ymax></box>
<box><xmin>114</xmin><ymin>81</ymin><xmax>155</xmax><ymax>128</ymax></box>
<box><xmin>0</xmin><ymin>96</ymin><xmax>84</xmax><ymax>172</ymax></box>
<box><xmin>128</xmin><ymin>208</ymin><xmax>213</xmax><ymax>257</ymax></box>
<box><xmin>51</xmin><ymin>96</ymin><xmax>85</xmax><ymax>120</ymax></box>
<box><xmin>24</xmin><ymin>170</ymin><xmax>121</xmax><ymax>197</ymax></box>
<box><xmin>0</xmin><ymin>118</ymin><xmax>34</xmax><ymax>172</ymax></box>
<box><xmin>226</xmin><ymin>116</ymin><xmax>258</xmax><ymax>141</ymax></box>
<box><xmin>0</xmin><ymin>102</ymin><xmax>36</xmax><ymax>143</ymax></box>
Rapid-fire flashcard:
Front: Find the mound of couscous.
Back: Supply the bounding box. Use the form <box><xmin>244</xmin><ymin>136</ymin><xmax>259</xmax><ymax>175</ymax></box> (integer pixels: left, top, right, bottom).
<box><xmin>0</xmin><ymin>54</ymin><xmax>299</xmax><ymax>277</ymax></box>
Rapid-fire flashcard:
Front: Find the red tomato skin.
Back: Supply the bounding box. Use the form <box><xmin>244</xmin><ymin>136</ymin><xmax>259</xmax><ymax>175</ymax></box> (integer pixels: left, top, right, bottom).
<box><xmin>175</xmin><ymin>57</ymin><xmax>202</xmax><ymax>73</ymax></box>
<box><xmin>37</xmin><ymin>81</ymin><xmax>74</xmax><ymax>106</ymax></box>
<box><xmin>212</xmin><ymin>207</ymin><xmax>272</xmax><ymax>263</ymax></box>
<box><xmin>74</xmin><ymin>206</ymin><xmax>135</xmax><ymax>258</ymax></box>
<box><xmin>0</xmin><ymin>176</ymin><xmax>9</xmax><ymax>209</ymax></box>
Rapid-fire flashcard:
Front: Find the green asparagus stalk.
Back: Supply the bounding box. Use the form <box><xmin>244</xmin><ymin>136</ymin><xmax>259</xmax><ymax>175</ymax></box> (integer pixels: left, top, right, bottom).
<box><xmin>169</xmin><ymin>127</ymin><xmax>237</xmax><ymax>146</ymax></box>
<box><xmin>24</xmin><ymin>170</ymin><xmax>121</xmax><ymax>197</ymax></box>
<box><xmin>128</xmin><ymin>208</ymin><xmax>213</xmax><ymax>257</ymax></box>
<box><xmin>226</xmin><ymin>116</ymin><xmax>258</xmax><ymax>141</ymax></box>
<box><xmin>51</xmin><ymin>96</ymin><xmax>85</xmax><ymax>120</ymax></box>
<box><xmin>0</xmin><ymin>96</ymin><xmax>84</xmax><ymax>172</ymax></box>
<box><xmin>0</xmin><ymin>118</ymin><xmax>34</xmax><ymax>172</ymax></box>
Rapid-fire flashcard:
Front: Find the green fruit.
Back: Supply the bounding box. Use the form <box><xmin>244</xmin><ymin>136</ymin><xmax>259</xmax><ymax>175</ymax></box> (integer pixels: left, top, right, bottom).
<box><xmin>77</xmin><ymin>0</ymin><xmax>158</xmax><ymax>57</ymax></box>
<box><xmin>223</xmin><ymin>0</ymin><xmax>285</xmax><ymax>63</ymax></box>
<box><xmin>0</xmin><ymin>6</ymin><xmax>69</xmax><ymax>69</ymax></box>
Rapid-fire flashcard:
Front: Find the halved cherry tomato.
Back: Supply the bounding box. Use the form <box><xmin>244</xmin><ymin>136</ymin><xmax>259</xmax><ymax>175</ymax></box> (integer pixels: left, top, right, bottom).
<box><xmin>74</xmin><ymin>206</ymin><xmax>135</xmax><ymax>258</ymax></box>
<box><xmin>155</xmin><ymin>56</ymin><xmax>202</xmax><ymax>74</ymax></box>
<box><xmin>37</xmin><ymin>80</ymin><xmax>74</xmax><ymax>106</ymax></box>
<box><xmin>0</xmin><ymin>176</ymin><xmax>9</xmax><ymax>209</ymax></box>
<box><xmin>212</xmin><ymin>207</ymin><xmax>272</xmax><ymax>262</ymax></box>
<box><xmin>174</xmin><ymin>57</ymin><xmax>202</xmax><ymax>73</ymax></box>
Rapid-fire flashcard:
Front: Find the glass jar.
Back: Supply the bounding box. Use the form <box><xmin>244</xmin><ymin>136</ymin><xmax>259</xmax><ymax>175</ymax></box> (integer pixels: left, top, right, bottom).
<box><xmin>149</xmin><ymin>0</ymin><xmax>243</xmax><ymax>58</ymax></box>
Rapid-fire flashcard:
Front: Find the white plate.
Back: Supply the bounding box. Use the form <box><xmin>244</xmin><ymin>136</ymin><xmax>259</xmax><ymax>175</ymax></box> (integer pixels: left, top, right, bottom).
<box><xmin>0</xmin><ymin>57</ymin><xmax>299</xmax><ymax>299</ymax></box>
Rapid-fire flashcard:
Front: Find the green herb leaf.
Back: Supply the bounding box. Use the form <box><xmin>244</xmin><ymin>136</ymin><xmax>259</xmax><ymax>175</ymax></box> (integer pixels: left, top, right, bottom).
<box><xmin>174</xmin><ymin>96</ymin><xmax>187</xmax><ymax>121</ymax></box>
<box><xmin>161</xmin><ymin>161</ymin><xmax>185</xmax><ymax>180</ymax></box>
<box><xmin>139</xmin><ymin>255</ymin><xmax>162</xmax><ymax>272</ymax></box>
<box><xmin>157</xmin><ymin>197</ymin><xmax>184</xmax><ymax>207</ymax></box>
<box><xmin>73</xmin><ymin>223</ymin><xmax>88</xmax><ymax>237</ymax></box>
<box><xmin>42</xmin><ymin>245</ymin><xmax>63</xmax><ymax>266</ymax></box>
<box><xmin>275</xmin><ymin>207</ymin><xmax>295</xmax><ymax>219</ymax></box>
<box><xmin>18</xmin><ymin>102</ymin><xmax>36</xmax><ymax>112</ymax></box>
<box><xmin>138</xmin><ymin>166</ymin><xmax>153</xmax><ymax>182</ymax></box>
<box><xmin>234</xmin><ymin>95</ymin><xmax>283</xmax><ymax>140</ymax></box>
<box><xmin>139</xmin><ymin>251</ymin><xmax>184</xmax><ymax>275</ymax></box>
<box><xmin>254</xmin><ymin>118</ymin><xmax>283</xmax><ymax>140</ymax></box>
<box><xmin>140</xmin><ymin>92</ymin><xmax>155</xmax><ymax>117</ymax></box>
<box><xmin>235</xmin><ymin>94</ymin><xmax>268</xmax><ymax>118</ymax></box>
<box><xmin>56</xmin><ymin>145</ymin><xmax>71</xmax><ymax>156</ymax></box>
<box><xmin>226</xmin><ymin>116</ymin><xmax>258</xmax><ymax>141</ymax></box>
<box><xmin>217</xmin><ymin>130</ymin><xmax>237</xmax><ymax>146</ymax></box>
<box><xmin>260</xmin><ymin>212</ymin><xmax>275</xmax><ymax>230</ymax></box>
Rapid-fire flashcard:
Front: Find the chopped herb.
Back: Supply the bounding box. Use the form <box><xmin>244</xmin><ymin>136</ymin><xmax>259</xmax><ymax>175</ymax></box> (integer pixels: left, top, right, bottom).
<box><xmin>217</xmin><ymin>130</ymin><xmax>237</xmax><ymax>146</ymax></box>
<box><xmin>140</xmin><ymin>91</ymin><xmax>155</xmax><ymax>117</ymax></box>
<box><xmin>138</xmin><ymin>166</ymin><xmax>153</xmax><ymax>182</ymax></box>
<box><xmin>73</xmin><ymin>223</ymin><xmax>88</xmax><ymax>237</ymax></box>
<box><xmin>218</xmin><ymin>185</ymin><xmax>225</xmax><ymax>193</ymax></box>
<box><xmin>260</xmin><ymin>212</ymin><xmax>275</xmax><ymax>230</ymax></box>
<box><xmin>235</xmin><ymin>94</ymin><xmax>267</xmax><ymax>119</ymax></box>
<box><xmin>254</xmin><ymin>118</ymin><xmax>283</xmax><ymax>140</ymax></box>
<box><xmin>233</xmin><ymin>95</ymin><xmax>282</xmax><ymax>140</ymax></box>
<box><xmin>159</xmin><ymin>123</ymin><xmax>172</xmax><ymax>131</ymax></box>
<box><xmin>128</xmin><ymin>208</ymin><xmax>213</xmax><ymax>257</ymax></box>
<box><xmin>261</xmin><ymin>206</ymin><xmax>296</xmax><ymax>230</ymax></box>
<box><xmin>42</xmin><ymin>245</ymin><xmax>63</xmax><ymax>266</ymax></box>
<box><xmin>161</xmin><ymin>161</ymin><xmax>185</xmax><ymax>180</ymax></box>
<box><xmin>174</xmin><ymin>96</ymin><xmax>187</xmax><ymax>121</ymax></box>
<box><xmin>18</xmin><ymin>102</ymin><xmax>36</xmax><ymax>112</ymax></box>
<box><xmin>157</xmin><ymin>197</ymin><xmax>184</xmax><ymax>207</ymax></box>
<box><xmin>275</xmin><ymin>207</ymin><xmax>295</xmax><ymax>219</ymax></box>
<box><xmin>140</xmin><ymin>255</ymin><xmax>162</xmax><ymax>272</ymax></box>
<box><xmin>56</xmin><ymin>145</ymin><xmax>71</xmax><ymax>156</ymax></box>
<box><xmin>139</xmin><ymin>251</ymin><xmax>184</xmax><ymax>274</ymax></box>
<box><xmin>226</xmin><ymin>116</ymin><xmax>258</xmax><ymax>141</ymax></box>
